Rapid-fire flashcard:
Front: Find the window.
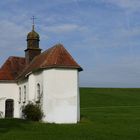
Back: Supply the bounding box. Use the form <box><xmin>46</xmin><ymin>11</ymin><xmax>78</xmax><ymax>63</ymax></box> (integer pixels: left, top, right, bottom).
<box><xmin>19</xmin><ymin>87</ymin><xmax>21</xmax><ymax>103</ymax></box>
<box><xmin>23</xmin><ymin>86</ymin><xmax>26</xmax><ymax>103</ymax></box>
<box><xmin>37</xmin><ymin>83</ymin><xmax>40</xmax><ymax>101</ymax></box>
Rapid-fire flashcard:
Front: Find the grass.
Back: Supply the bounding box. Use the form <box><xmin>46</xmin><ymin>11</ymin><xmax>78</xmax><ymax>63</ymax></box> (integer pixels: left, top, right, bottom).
<box><xmin>0</xmin><ymin>88</ymin><xmax>140</xmax><ymax>140</ymax></box>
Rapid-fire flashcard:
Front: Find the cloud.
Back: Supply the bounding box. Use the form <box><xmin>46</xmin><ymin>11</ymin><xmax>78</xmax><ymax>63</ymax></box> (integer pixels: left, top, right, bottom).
<box><xmin>101</xmin><ymin>0</ymin><xmax>140</xmax><ymax>12</ymax></box>
<box><xmin>44</xmin><ymin>24</ymin><xmax>86</xmax><ymax>33</ymax></box>
<box><xmin>0</xmin><ymin>20</ymin><xmax>28</xmax><ymax>57</ymax></box>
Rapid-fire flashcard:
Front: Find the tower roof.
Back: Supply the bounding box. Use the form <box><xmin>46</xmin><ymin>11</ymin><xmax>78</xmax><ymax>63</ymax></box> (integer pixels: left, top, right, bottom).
<box><xmin>27</xmin><ymin>16</ymin><xmax>40</xmax><ymax>40</ymax></box>
<box><xmin>27</xmin><ymin>29</ymin><xmax>40</xmax><ymax>40</ymax></box>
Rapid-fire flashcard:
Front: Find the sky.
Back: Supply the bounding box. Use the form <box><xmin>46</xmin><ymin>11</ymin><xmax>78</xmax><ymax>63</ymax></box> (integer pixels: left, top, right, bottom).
<box><xmin>0</xmin><ymin>0</ymin><xmax>140</xmax><ymax>87</ymax></box>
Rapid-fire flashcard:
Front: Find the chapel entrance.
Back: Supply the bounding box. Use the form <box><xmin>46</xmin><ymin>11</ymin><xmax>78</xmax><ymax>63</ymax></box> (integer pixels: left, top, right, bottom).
<box><xmin>5</xmin><ymin>99</ymin><xmax>14</xmax><ymax>118</ymax></box>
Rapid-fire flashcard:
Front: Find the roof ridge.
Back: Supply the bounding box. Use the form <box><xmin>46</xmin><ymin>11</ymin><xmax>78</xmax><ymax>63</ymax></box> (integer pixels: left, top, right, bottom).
<box><xmin>40</xmin><ymin>45</ymin><xmax>59</xmax><ymax>67</ymax></box>
<box><xmin>57</xmin><ymin>45</ymin><xmax>64</xmax><ymax>64</ymax></box>
<box><xmin>54</xmin><ymin>46</ymin><xmax>61</xmax><ymax>65</ymax></box>
<box><xmin>60</xmin><ymin>46</ymin><xmax>80</xmax><ymax>66</ymax></box>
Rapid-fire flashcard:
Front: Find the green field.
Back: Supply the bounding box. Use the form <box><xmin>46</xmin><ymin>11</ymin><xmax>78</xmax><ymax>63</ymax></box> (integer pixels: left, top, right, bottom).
<box><xmin>0</xmin><ymin>88</ymin><xmax>140</xmax><ymax>140</ymax></box>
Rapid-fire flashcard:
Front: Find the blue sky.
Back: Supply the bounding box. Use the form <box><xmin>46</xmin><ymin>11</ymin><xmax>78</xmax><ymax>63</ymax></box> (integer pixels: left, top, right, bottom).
<box><xmin>0</xmin><ymin>0</ymin><xmax>140</xmax><ymax>87</ymax></box>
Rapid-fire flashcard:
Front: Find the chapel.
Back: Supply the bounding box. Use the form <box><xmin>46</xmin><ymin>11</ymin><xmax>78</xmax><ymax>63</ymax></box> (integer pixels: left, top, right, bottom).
<box><xmin>0</xmin><ymin>23</ymin><xmax>82</xmax><ymax>123</ymax></box>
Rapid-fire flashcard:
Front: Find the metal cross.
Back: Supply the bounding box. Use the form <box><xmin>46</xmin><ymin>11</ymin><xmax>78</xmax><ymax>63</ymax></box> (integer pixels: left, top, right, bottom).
<box><xmin>31</xmin><ymin>16</ymin><xmax>37</xmax><ymax>25</ymax></box>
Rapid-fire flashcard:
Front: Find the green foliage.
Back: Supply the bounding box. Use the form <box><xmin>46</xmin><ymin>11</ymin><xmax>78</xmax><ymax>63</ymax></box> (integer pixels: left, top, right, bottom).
<box><xmin>0</xmin><ymin>88</ymin><xmax>140</xmax><ymax>140</ymax></box>
<box><xmin>22</xmin><ymin>102</ymin><xmax>43</xmax><ymax>121</ymax></box>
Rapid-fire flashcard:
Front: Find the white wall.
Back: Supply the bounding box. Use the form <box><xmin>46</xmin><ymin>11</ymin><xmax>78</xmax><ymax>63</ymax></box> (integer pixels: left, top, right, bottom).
<box><xmin>0</xmin><ymin>68</ymin><xmax>80</xmax><ymax>123</ymax></box>
<box><xmin>18</xmin><ymin>79</ymin><xmax>28</xmax><ymax>117</ymax></box>
<box><xmin>77</xmin><ymin>72</ymin><xmax>80</xmax><ymax>122</ymax></box>
<box><xmin>28</xmin><ymin>71</ymin><xmax>43</xmax><ymax>102</ymax></box>
<box><xmin>0</xmin><ymin>82</ymin><xmax>19</xmax><ymax>118</ymax></box>
<box><xmin>42</xmin><ymin>68</ymin><xmax>80</xmax><ymax>123</ymax></box>
<box><xmin>28</xmin><ymin>74</ymin><xmax>35</xmax><ymax>102</ymax></box>
<box><xmin>18</xmin><ymin>71</ymin><xmax>43</xmax><ymax>118</ymax></box>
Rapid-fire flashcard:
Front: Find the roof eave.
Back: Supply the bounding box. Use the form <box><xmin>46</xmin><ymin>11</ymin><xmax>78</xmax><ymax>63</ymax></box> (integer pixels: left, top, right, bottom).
<box><xmin>40</xmin><ymin>66</ymin><xmax>83</xmax><ymax>71</ymax></box>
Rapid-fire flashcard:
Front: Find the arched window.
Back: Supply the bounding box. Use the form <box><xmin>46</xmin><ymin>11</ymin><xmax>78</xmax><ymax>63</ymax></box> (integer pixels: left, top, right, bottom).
<box><xmin>23</xmin><ymin>86</ymin><xmax>26</xmax><ymax>103</ymax></box>
<box><xmin>37</xmin><ymin>83</ymin><xmax>40</xmax><ymax>101</ymax></box>
<box><xmin>19</xmin><ymin>87</ymin><xmax>21</xmax><ymax>103</ymax></box>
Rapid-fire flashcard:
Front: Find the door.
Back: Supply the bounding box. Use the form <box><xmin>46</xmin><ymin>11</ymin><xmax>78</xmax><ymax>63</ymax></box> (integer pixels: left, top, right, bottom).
<box><xmin>5</xmin><ymin>99</ymin><xmax>14</xmax><ymax>118</ymax></box>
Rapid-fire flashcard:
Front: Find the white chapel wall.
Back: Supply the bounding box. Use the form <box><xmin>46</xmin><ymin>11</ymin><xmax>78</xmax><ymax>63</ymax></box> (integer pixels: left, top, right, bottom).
<box><xmin>18</xmin><ymin>71</ymin><xmax>43</xmax><ymax>118</ymax></box>
<box><xmin>42</xmin><ymin>68</ymin><xmax>80</xmax><ymax>123</ymax></box>
<box><xmin>17</xmin><ymin>68</ymin><xmax>80</xmax><ymax>123</ymax></box>
<box><xmin>17</xmin><ymin>72</ymin><xmax>43</xmax><ymax>118</ymax></box>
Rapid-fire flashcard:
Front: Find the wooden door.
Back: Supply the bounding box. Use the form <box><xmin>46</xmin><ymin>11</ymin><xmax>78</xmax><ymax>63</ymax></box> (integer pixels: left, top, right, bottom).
<box><xmin>5</xmin><ymin>99</ymin><xmax>14</xmax><ymax>118</ymax></box>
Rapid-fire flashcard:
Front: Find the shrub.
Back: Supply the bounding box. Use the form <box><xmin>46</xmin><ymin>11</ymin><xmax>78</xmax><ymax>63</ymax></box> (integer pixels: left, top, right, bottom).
<box><xmin>22</xmin><ymin>102</ymin><xmax>43</xmax><ymax>121</ymax></box>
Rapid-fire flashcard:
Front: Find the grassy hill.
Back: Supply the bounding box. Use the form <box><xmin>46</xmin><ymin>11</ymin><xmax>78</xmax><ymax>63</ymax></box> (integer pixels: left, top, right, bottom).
<box><xmin>0</xmin><ymin>88</ymin><xmax>140</xmax><ymax>140</ymax></box>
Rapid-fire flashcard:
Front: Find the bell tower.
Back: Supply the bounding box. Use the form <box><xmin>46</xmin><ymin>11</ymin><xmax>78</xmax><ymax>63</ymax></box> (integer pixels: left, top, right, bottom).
<box><xmin>25</xmin><ymin>17</ymin><xmax>41</xmax><ymax>64</ymax></box>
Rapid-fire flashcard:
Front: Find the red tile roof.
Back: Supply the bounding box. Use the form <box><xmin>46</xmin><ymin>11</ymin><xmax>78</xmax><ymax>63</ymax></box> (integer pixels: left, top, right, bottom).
<box><xmin>18</xmin><ymin>44</ymin><xmax>82</xmax><ymax>79</ymax></box>
<box><xmin>0</xmin><ymin>44</ymin><xmax>82</xmax><ymax>81</ymax></box>
<box><xmin>0</xmin><ymin>56</ymin><xmax>26</xmax><ymax>80</ymax></box>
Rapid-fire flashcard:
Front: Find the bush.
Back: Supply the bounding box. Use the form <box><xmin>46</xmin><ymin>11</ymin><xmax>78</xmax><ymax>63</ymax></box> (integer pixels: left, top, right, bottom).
<box><xmin>22</xmin><ymin>102</ymin><xmax>43</xmax><ymax>121</ymax></box>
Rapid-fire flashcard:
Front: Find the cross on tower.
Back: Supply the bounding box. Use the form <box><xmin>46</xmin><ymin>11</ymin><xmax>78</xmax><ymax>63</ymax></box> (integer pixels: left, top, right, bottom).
<box><xmin>31</xmin><ymin>16</ymin><xmax>37</xmax><ymax>30</ymax></box>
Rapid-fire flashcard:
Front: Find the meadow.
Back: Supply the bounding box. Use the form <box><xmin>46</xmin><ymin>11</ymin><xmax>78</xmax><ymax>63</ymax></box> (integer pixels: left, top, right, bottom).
<box><xmin>0</xmin><ymin>88</ymin><xmax>140</xmax><ymax>140</ymax></box>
